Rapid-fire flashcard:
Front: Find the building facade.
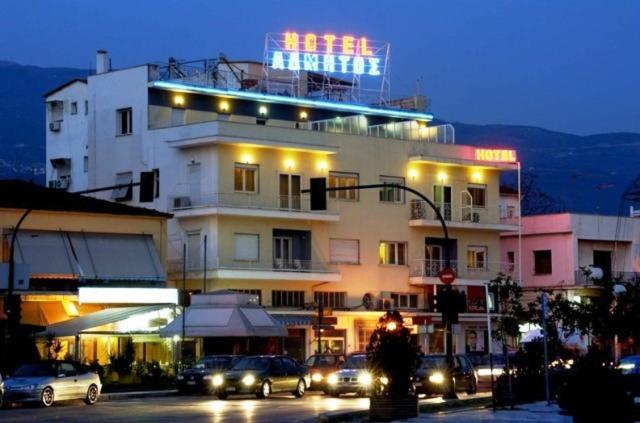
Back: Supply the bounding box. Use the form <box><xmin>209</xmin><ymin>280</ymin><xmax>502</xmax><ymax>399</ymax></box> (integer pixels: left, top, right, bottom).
<box><xmin>45</xmin><ymin>52</ymin><xmax>521</xmax><ymax>360</ymax></box>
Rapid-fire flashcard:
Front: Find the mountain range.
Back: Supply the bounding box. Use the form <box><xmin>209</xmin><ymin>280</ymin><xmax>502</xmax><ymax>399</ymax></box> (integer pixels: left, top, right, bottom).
<box><xmin>1</xmin><ymin>60</ymin><xmax>638</xmax><ymax>216</ymax></box>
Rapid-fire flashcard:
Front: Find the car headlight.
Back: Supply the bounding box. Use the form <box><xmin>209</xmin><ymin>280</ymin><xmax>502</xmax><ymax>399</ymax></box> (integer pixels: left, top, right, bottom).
<box><xmin>212</xmin><ymin>374</ymin><xmax>224</xmax><ymax>387</ymax></box>
<box><xmin>327</xmin><ymin>373</ymin><xmax>338</xmax><ymax>385</ymax></box>
<box><xmin>358</xmin><ymin>372</ymin><xmax>372</xmax><ymax>387</ymax></box>
<box><xmin>177</xmin><ymin>375</ymin><xmax>184</xmax><ymax>381</ymax></box>
<box><xmin>379</xmin><ymin>376</ymin><xmax>389</xmax><ymax>385</ymax></box>
<box><xmin>242</xmin><ymin>374</ymin><xmax>255</xmax><ymax>386</ymax></box>
<box><xmin>428</xmin><ymin>372</ymin><xmax>445</xmax><ymax>384</ymax></box>
<box><xmin>311</xmin><ymin>373</ymin><xmax>323</xmax><ymax>382</ymax></box>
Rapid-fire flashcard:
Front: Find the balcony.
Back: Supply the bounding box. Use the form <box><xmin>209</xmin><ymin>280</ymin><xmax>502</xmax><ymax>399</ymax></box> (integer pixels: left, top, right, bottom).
<box><xmin>574</xmin><ymin>270</ymin><xmax>640</xmax><ymax>286</ymax></box>
<box><xmin>167</xmin><ymin>257</ymin><xmax>341</xmax><ymax>282</ymax></box>
<box><xmin>409</xmin><ymin>259</ymin><xmax>515</xmax><ymax>285</ymax></box>
<box><xmin>409</xmin><ymin>200</ymin><xmax>519</xmax><ymax>231</ymax></box>
<box><xmin>167</xmin><ymin>191</ymin><xmax>340</xmax><ymax>221</ymax></box>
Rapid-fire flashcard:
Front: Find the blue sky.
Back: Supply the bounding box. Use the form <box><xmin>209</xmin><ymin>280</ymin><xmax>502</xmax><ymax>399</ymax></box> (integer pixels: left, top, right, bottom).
<box><xmin>1</xmin><ymin>0</ymin><xmax>638</xmax><ymax>135</ymax></box>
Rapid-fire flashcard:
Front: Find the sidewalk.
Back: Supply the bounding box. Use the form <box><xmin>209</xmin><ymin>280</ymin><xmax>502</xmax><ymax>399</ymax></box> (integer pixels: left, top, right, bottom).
<box><xmin>407</xmin><ymin>402</ymin><xmax>571</xmax><ymax>422</ymax></box>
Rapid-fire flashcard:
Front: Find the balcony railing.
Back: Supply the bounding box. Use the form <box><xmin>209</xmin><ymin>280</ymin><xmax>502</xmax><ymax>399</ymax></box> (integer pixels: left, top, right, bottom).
<box><xmin>574</xmin><ymin>270</ymin><xmax>640</xmax><ymax>285</ymax></box>
<box><xmin>167</xmin><ymin>257</ymin><xmax>337</xmax><ymax>275</ymax></box>
<box><xmin>410</xmin><ymin>200</ymin><xmax>518</xmax><ymax>227</ymax></box>
<box><xmin>410</xmin><ymin>259</ymin><xmax>516</xmax><ymax>280</ymax></box>
<box><xmin>167</xmin><ymin>191</ymin><xmax>339</xmax><ymax>214</ymax></box>
<box><xmin>306</xmin><ymin>119</ymin><xmax>454</xmax><ymax>144</ymax></box>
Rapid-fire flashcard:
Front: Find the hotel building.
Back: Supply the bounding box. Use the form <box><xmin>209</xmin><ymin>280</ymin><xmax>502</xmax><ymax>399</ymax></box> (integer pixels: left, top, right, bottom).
<box><xmin>44</xmin><ymin>50</ymin><xmax>520</xmax><ymax>360</ymax></box>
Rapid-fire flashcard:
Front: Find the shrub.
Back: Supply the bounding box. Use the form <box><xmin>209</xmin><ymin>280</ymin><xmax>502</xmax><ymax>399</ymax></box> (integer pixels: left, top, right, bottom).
<box><xmin>108</xmin><ymin>339</ymin><xmax>135</xmax><ymax>376</ymax></box>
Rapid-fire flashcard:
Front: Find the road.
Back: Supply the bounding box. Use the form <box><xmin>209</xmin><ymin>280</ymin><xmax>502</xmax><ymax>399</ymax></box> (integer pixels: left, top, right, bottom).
<box><xmin>0</xmin><ymin>391</ymin><xmax>488</xmax><ymax>422</ymax></box>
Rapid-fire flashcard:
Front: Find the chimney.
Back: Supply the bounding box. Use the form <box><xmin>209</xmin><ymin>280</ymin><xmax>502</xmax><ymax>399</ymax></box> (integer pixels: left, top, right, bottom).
<box><xmin>96</xmin><ymin>50</ymin><xmax>109</xmax><ymax>74</ymax></box>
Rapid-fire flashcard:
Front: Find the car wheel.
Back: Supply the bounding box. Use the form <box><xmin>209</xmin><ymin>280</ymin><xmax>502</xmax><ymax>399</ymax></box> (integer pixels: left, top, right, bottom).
<box><xmin>217</xmin><ymin>392</ymin><xmax>228</xmax><ymax>400</ymax></box>
<box><xmin>84</xmin><ymin>384</ymin><xmax>99</xmax><ymax>405</ymax></box>
<box><xmin>256</xmin><ymin>381</ymin><xmax>271</xmax><ymax>399</ymax></box>
<box><xmin>41</xmin><ymin>386</ymin><xmax>54</xmax><ymax>407</ymax></box>
<box><xmin>466</xmin><ymin>378</ymin><xmax>478</xmax><ymax>395</ymax></box>
<box><xmin>293</xmin><ymin>379</ymin><xmax>306</xmax><ymax>398</ymax></box>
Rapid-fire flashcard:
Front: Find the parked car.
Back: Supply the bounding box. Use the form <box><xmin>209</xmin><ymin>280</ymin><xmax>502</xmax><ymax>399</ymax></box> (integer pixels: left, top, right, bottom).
<box><xmin>414</xmin><ymin>354</ymin><xmax>477</xmax><ymax>396</ymax></box>
<box><xmin>176</xmin><ymin>355</ymin><xmax>241</xmax><ymax>395</ymax></box>
<box><xmin>2</xmin><ymin>361</ymin><xmax>102</xmax><ymax>407</ymax></box>
<box><xmin>467</xmin><ymin>353</ymin><xmax>510</xmax><ymax>383</ymax></box>
<box><xmin>618</xmin><ymin>355</ymin><xmax>640</xmax><ymax>406</ymax></box>
<box><xmin>325</xmin><ymin>352</ymin><xmax>379</xmax><ymax>397</ymax></box>
<box><xmin>217</xmin><ymin>355</ymin><xmax>310</xmax><ymax>399</ymax></box>
<box><xmin>304</xmin><ymin>354</ymin><xmax>346</xmax><ymax>391</ymax></box>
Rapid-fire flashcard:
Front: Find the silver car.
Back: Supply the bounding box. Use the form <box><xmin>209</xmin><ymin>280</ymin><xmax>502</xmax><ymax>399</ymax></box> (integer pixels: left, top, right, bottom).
<box><xmin>2</xmin><ymin>361</ymin><xmax>102</xmax><ymax>407</ymax></box>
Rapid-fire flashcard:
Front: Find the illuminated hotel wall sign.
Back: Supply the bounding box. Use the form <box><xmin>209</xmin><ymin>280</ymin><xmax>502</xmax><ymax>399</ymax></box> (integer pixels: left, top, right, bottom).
<box><xmin>267</xmin><ymin>32</ymin><xmax>389</xmax><ymax>76</ymax></box>
<box><xmin>475</xmin><ymin>149</ymin><xmax>517</xmax><ymax>163</ymax></box>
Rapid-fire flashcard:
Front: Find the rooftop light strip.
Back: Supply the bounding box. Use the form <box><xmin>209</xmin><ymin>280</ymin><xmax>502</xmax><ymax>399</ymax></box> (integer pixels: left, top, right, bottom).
<box><xmin>150</xmin><ymin>81</ymin><xmax>434</xmax><ymax>121</ymax></box>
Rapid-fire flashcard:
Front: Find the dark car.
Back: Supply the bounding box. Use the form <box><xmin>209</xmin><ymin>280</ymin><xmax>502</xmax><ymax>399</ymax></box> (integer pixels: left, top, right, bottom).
<box><xmin>618</xmin><ymin>355</ymin><xmax>640</xmax><ymax>407</ymax></box>
<box><xmin>414</xmin><ymin>355</ymin><xmax>477</xmax><ymax>396</ymax></box>
<box><xmin>304</xmin><ymin>354</ymin><xmax>346</xmax><ymax>391</ymax></box>
<box><xmin>176</xmin><ymin>355</ymin><xmax>241</xmax><ymax>395</ymax></box>
<box><xmin>467</xmin><ymin>353</ymin><xmax>512</xmax><ymax>384</ymax></box>
<box><xmin>217</xmin><ymin>355</ymin><xmax>310</xmax><ymax>399</ymax></box>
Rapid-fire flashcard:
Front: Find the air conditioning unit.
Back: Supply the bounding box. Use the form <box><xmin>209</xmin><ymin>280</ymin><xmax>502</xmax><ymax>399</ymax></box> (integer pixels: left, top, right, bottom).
<box><xmin>378</xmin><ymin>292</ymin><xmax>396</xmax><ymax>311</ymax></box>
<box><xmin>48</xmin><ymin>178</ymin><xmax>71</xmax><ymax>190</ymax></box>
<box><xmin>49</xmin><ymin>121</ymin><xmax>61</xmax><ymax>132</ymax></box>
<box><xmin>173</xmin><ymin>196</ymin><xmax>192</xmax><ymax>209</ymax></box>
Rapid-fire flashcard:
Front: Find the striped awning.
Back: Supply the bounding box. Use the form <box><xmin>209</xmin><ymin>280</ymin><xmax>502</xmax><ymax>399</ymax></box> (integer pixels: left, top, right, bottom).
<box><xmin>272</xmin><ymin>314</ymin><xmax>313</xmax><ymax>327</ymax></box>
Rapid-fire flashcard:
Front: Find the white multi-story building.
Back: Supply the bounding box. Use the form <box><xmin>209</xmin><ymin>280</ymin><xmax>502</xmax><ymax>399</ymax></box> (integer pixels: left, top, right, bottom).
<box><xmin>45</xmin><ymin>51</ymin><xmax>521</xmax><ymax>360</ymax></box>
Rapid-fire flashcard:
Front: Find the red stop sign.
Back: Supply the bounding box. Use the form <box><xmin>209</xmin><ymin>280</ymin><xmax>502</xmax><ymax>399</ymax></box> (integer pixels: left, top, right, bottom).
<box><xmin>439</xmin><ymin>267</ymin><xmax>456</xmax><ymax>285</ymax></box>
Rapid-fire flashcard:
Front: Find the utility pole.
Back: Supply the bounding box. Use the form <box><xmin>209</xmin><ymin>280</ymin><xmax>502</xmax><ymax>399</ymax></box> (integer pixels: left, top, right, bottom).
<box><xmin>181</xmin><ymin>243</ymin><xmax>187</xmax><ymax>369</ymax></box>
<box><xmin>312</xmin><ymin>282</ymin><xmax>329</xmax><ymax>354</ymax></box>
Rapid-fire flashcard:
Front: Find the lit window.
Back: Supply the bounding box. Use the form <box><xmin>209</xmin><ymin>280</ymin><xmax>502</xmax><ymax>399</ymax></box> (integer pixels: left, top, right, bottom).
<box><xmin>379</xmin><ymin>176</ymin><xmax>404</xmax><ymax>204</ymax></box>
<box><xmin>328</xmin><ymin>171</ymin><xmax>358</xmax><ymax>201</ymax></box>
<box><xmin>467</xmin><ymin>246</ymin><xmax>488</xmax><ymax>270</ymax></box>
<box><xmin>467</xmin><ymin>184</ymin><xmax>486</xmax><ymax>208</ymax></box>
<box><xmin>234</xmin><ymin>163</ymin><xmax>258</xmax><ymax>193</ymax></box>
<box><xmin>116</xmin><ymin>108</ymin><xmax>133</xmax><ymax>135</ymax></box>
<box><xmin>379</xmin><ymin>241</ymin><xmax>407</xmax><ymax>266</ymax></box>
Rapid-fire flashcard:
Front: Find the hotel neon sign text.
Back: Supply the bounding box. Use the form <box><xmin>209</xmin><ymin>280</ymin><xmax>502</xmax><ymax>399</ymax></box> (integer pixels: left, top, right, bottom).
<box><xmin>269</xmin><ymin>32</ymin><xmax>387</xmax><ymax>76</ymax></box>
<box><xmin>475</xmin><ymin>149</ymin><xmax>517</xmax><ymax>163</ymax></box>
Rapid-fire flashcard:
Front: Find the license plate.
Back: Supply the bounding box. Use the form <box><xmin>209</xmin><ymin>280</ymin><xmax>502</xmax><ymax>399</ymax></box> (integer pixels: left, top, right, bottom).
<box><xmin>226</xmin><ymin>387</ymin><xmax>236</xmax><ymax>392</ymax></box>
<box><xmin>187</xmin><ymin>381</ymin><xmax>196</xmax><ymax>385</ymax></box>
<box><xmin>634</xmin><ymin>397</ymin><xmax>640</xmax><ymax>404</ymax></box>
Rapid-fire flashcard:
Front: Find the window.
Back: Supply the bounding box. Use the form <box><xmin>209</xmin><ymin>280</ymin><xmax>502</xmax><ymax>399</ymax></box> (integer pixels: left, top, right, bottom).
<box><xmin>379</xmin><ymin>241</ymin><xmax>407</xmax><ymax>266</ymax></box>
<box><xmin>272</xmin><ymin>290</ymin><xmax>305</xmax><ymax>307</ymax></box>
<box><xmin>467</xmin><ymin>184</ymin><xmax>486</xmax><ymax>207</ymax></box>
<box><xmin>58</xmin><ymin>362</ymin><xmax>76</xmax><ymax>377</ymax></box>
<box><xmin>111</xmin><ymin>172</ymin><xmax>133</xmax><ymax>201</ymax></box>
<box><xmin>328</xmin><ymin>172</ymin><xmax>358</xmax><ymax>201</ymax></box>
<box><xmin>390</xmin><ymin>293</ymin><xmax>418</xmax><ymax>309</ymax></box>
<box><xmin>234</xmin><ymin>163</ymin><xmax>258</xmax><ymax>193</ymax></box>
<box><xmin>83</xmin><ymin>156</ymin><xmax>88</xmax><ymax>173</ymax></box>
<box><xmin>379</xmin><ymin>176</ymin><xmax>405</xmax><ymax>203</ymax></box>
<box><xmin>534</xmin><ymin>250</ymin><xmax>552</xmax><ymax>274</ymax></box>
<box><xmin>329</xmin><ymin>239</ymin><xmax>359</xmax><ymax>264</ymax></box>
<box><xmin>281</xmin><ymin>357</ymin><xmax>299</xmax><ymax>373</ymax></box>
<box><xmin>230</xmin><ymin>289</ymin><xmax>262</xmax><ymax>305</ymax></box>
<box><xmin>467</xmin><ymin>245</ymin><xmax>487</xmax><ymax>270</ymax></box>
<box><xmin>70</xmin><ymin>102</ymin><xmax>78</xmax><ymax>115</ymax></box>
<box><xmin>117</xmin><ymin>108</ymin><xmax>132</xmax><ymax>135</ymax></box>
<box><xmin>234</xmin><ymin>233</ymin><xmax>259</xmax><ymax>261</ymax></box>
<box><xmin>84</xmin><ymin>100</ymin><xmax>89</xmax><ymax>115</ymax></box>
<box><xmin>314</xmin><ymin>291</ymin><xmax>347</xmax><ymax>308</ymax></box>
<box><xmin>187</xmin><ymin>232</ymin><xmax>201</xmax><ymax>270</ymax></box>
<box><xmin>507</xmin><ymin>251</ymin><xmax>515</xmax><ymax>272</ymax></box>
<box><xmin>356</xmin><ymin>320</ymin><xmax>376</xmax><ymax>352</ymax></box>
<box><xmin>153</xmin><ymin>168</ymin><xmax>160</xmax><ymax>198</ymax></box>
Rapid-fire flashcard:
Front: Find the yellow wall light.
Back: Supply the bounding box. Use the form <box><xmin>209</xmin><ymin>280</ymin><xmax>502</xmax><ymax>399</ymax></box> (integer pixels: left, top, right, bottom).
<box><xmin>299</xmin><ymin>111</ymin><xmax>309</xmax><ymax>121</ymax></box>
<box><xmin>285</xmin><ymin>158</ymin><xmax>295</xmax><ymax>170</ymax></box>
<box><xmin>173</xmin><ymin>95</ymin><xmax>185</xmax><ymax>107</ymax></box>
<box><xmin>258</xmin><ymin>105</ymin><xmax>268</xmax><ymax>117</ymax></box>
<box><xmin>317</xmin><ymin>159</ymin><xmax>328</xmax><ymax>173</ymax></box>
<box><xmin>241</xmin><ymin>153</ymin><xmax>253</xmax><ymax>164</ymax></box>
<box><xmin>437</xmin><ymin>172</ymin><xmax>447</xmax><ymax>182</ymax></box>
<box><xmin>472</xmin><ymin>170</ymin><xmax>482</xmax><ymax>182</ymax></box>
<box><xmin>219</xmin><ymin>100</ymin><xmax>230</xmax><ymax>113</ymax></box>
<box><xmin>408</xmin><ymin>168</ymin><xmax>418</xmax><ymax>181</ymax></box>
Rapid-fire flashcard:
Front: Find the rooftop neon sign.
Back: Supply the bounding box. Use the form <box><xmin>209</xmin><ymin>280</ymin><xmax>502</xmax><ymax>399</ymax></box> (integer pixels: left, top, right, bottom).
<box><xmin>475</xmin><ymin>149</ymin><xmax>517</xmax><ymax>163</ymax></box>
<box><xmin>268</xmin><ymin>32</ymin><xmax>388</xmax><ymax>76</ymax></box>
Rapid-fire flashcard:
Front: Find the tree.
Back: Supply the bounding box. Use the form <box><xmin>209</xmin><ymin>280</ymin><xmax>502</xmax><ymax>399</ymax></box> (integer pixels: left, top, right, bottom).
<box><xmin>366</xmin><ymin>310</ymin><xmax>421</xmax><ymax>398</ymax></box>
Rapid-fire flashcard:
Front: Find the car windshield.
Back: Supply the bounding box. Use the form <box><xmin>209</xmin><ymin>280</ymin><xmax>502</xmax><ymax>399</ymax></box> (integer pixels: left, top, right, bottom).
<box><xmin>231</xmin><ymin>357</ymin><xmax>271</xmax><ymax>371</ymax></box>
<box><xmin>195</xmin><ymin>357</ymin><xmax>232</xmax><ymax>370</ymax></box>
<box><xmin>343</xmin><ymin>355</ymin><xmax>367</xmax><ymax>369</ymax></box>
<box><xmin>420</xmin><ymin>356</ymin><xmax>447</xmax><ymax>369</ymax></box>
<box><xmin>305</xmin><ymin>355</ymin><xmax>338</xmax><ymax>367</ymax></box>
<box><xmin>13</xmin><ymin>363</ymin><xmax>58</xmax><ymax>377</ymax></box>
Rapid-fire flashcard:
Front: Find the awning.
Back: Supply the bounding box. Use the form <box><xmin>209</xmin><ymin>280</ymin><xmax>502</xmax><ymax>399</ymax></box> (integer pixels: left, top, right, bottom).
<box><xmin>160</xmin><ymin>291</ymin><xmax>287</xmax><ymax>338</ymax></box>
<box><xmin>13</xmin><ymin>230</ymin><xmax>164</xmax><ymax>283</ymax></box>
<box><xmin>39</xmin><ymin>305</ymin><xmax>168</xmax><ymax>337</ymax></box>
<box><xmin>272</xmin><ymin>314</ymin><xmax>313</xmax><ymax>327</ymax></box>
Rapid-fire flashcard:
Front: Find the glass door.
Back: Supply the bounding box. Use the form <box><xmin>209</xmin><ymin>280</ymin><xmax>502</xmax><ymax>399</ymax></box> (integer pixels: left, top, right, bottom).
<box><xmin>433</xmin><ymin>185</ymin><xmax>452</xmax><ymax>220</ymax></box>
<box><xmin>425</xmin><ymin>244</ymin><xmax>443</xmax><ymax>276</ymax></box>
<box><xmin>279</xmin><ymin>174</ymin><xmax>301</xmax><ymax>210</ymax></box>
<box><xmin>273</xmin><ymin>236</ymin><xmax>293</xmax><ymax>269</ymax></box>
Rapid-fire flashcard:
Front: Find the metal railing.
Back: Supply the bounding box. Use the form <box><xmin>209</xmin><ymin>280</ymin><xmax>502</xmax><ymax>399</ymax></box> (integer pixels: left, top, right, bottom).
<box><xmin>167</xmin><ymin>191</ymin><xmax>339</xmax><ymax>214</ymax></box>
<box><xmin>167</xmin><ymin>257</ymin><xmax>338</xmax><ymax>274</ymax></box>
<box><xmin>409</xmin><ymin>259</ymin><xmax>516</xmax><ymax>279</ymax></box>
<box><xmin>410</xmin><ymin>200</ymin><xmax>518</xmax><ymax>226</ymax></box>
<box><xmin>306</xmin><ymin>119</ymin><xmax>455</xmax><ymax>144</ymax></box>
<box><xmin>574</xmin><ymin>270</ymin><xmax>640</xmax><ymax>285</ymax></box>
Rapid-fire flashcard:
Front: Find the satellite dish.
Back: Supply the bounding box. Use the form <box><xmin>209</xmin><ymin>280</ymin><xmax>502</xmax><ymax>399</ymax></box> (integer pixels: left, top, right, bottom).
<box><xmin>362</xmin><ymin>293</ymin><xmax>374</xmax><ymax>310</ymax></box>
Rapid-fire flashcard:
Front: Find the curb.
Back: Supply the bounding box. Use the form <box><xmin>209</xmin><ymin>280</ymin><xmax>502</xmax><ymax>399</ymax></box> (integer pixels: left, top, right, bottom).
<box><xmin>100</xmin><ymin>389</ymin><xmax>178</xmax><ymax>401</ymax></box>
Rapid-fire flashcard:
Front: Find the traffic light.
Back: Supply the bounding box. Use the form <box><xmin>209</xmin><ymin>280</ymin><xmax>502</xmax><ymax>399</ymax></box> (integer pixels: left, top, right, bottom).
<box><xmin>437</xmin><ymin>288</ymin><xmax>465</xmax><ymax>325</ymax></box>
<box><xmin>310</xmin><ymin>177</ymin><xmax>327</xmax><ymax>211</ymax></box>
<box><xmin>139</xmin><ymin>171</ymin><xmax>156</xmax><ymax>202</ymax></box>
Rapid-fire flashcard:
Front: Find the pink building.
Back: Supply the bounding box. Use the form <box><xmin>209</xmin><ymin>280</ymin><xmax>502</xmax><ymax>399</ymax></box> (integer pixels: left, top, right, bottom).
<box><xmin>501</xmin><ymin>213</ymin><xmax>640</xmax><ymax>299</ymax></box>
